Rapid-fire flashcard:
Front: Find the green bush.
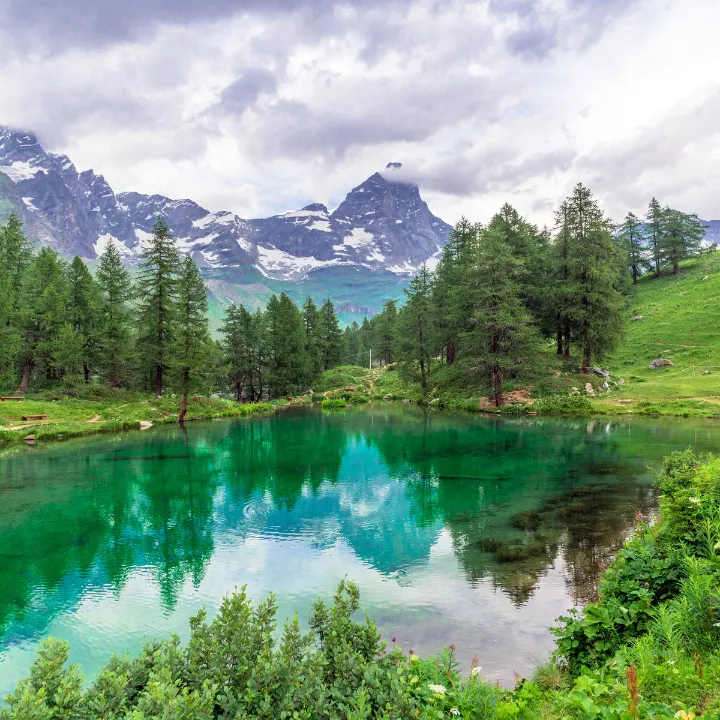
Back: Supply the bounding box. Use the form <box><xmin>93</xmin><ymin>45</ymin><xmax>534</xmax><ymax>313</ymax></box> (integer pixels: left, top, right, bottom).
<box><xmin>529</xmin><ymin>393</ymin><xmax>593</xmax><ymax>414</ymax></box>
<box><xmin>321</xmin><ymin>397</ymin><xmax>347</xmax><ymax>409</ymax></box>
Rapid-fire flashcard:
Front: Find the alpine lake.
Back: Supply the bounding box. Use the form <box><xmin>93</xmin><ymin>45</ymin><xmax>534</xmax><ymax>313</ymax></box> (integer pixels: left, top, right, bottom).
<box><xmin>1</xmin><ymin>404</ymin><xmax>718</xmax><ymax>694</ymax></box>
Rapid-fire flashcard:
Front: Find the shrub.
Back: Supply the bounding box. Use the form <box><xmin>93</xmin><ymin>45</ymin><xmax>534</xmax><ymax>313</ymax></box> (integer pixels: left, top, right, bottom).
<box><xmin>529</xmin><ymin>394</ymin><xmax>593</xmax><ymax>414</ymax></box>
<box><xmin>321</xmin><ymin>397</ymin><xmax>347</xmax><ymax>409</ymax></box>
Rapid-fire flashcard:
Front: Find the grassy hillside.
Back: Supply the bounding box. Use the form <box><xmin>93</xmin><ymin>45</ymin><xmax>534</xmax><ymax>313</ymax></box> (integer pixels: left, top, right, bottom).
<box><xmin>598</xmin><ymin>250</ymin><xmax>720</xmax><ymax>415</ymax></box>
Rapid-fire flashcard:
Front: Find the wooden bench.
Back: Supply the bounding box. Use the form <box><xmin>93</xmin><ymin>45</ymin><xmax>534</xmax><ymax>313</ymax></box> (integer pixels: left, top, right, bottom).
<box><xmin>0</xmin><ymin>396</ymin><xmax>24</xmax><ymax>401</ymax></box>
<box><xmin>22</xmin><ymin>414</ymin><xmax>47</xmax><ymax>421</ymax></box>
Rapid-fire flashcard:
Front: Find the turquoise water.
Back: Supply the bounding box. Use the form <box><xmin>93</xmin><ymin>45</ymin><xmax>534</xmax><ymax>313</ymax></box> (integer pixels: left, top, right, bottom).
<box><xmin>0</xmin><ymin>405</ymin><xmax>717</xmax><ymax>692</ymax></box>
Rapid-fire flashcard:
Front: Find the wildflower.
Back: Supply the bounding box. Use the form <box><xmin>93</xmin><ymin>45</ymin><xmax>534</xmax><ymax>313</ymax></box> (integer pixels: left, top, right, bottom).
<box><xmin>428</xmin><ymin>684</ymin><xmax>446</xmax><ymax>695</ymax></box>
<box><xmin>666</xmin><ymin>659</ymin><xmax>677</xmax><ymax>665</ymax></box>
<box><xmin>449</xmin><ymin>644</ymin><xmax>456</xmax><ymax>651</ymax></box>
<box><xmin>471</xmin><ymin>666</ymin><xmax>483</xmax><ymax>677</ymax></box>
<box><xmin>450</xmin><ymin>709</ymin><xmax>460</xmax><ymax>716</ymax></box>
<box><xmin>689</xmin><ymin>497</ymin><xmax>700</xmax><ymax>504</ymax></box>
<box><xmin>391</xmin><ymin>636</ymin><xmax>396</xmax><ymax>643</ymax></box>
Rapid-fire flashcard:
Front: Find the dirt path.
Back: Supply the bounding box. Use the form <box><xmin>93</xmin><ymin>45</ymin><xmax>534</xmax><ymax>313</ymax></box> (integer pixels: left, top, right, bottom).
<box><xmin>87</xmin><ymin>414</ymin><xmax>101</xmax><ymax>423</ymax></box>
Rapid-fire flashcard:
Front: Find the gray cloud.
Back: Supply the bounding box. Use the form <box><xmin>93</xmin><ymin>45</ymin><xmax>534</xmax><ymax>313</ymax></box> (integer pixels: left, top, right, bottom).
<box><xmin>216</xmin><ymin>70</ymin><xmax>278</xmax><ymax>115</ymax></box>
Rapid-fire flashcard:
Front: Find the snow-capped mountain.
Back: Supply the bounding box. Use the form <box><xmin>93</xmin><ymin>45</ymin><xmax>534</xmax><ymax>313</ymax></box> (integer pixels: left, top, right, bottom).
<box><xmin>0</xmin><ymin>127</ymin><xmax>452</xmax><ymax>297</ymax></box>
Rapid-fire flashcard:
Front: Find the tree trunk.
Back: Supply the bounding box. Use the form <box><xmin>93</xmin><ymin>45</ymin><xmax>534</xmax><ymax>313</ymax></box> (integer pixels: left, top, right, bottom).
<box><xmin>556</xmin><ymin>314</ymin><xmax>563</xmax><ymax>355</ymax></box>
<box><xmin>236</xmin><ymin>380</ymin><xmax>242</xmax><ymax>403</ymax></box>
<box><xmin>179</xmin><ymin>369</ymin><xmax>189</xmax><ymax>424</ymax></box>
<box><xmin>84</xmin><ymin>363</ymin><xmax>90</xmax><ymax>384</ymax></box>
<box><xmin>18</xmin><ymin>357</ymin><xmax>32</xmax><ymax>393</ymax></box>
<box><xmin>155</xmin><ymin>363</ymin><xmax>163</xmax><ymax>398</ymax></box>
<box><xmin>582</xmin><ymin>342</ymin><xmax>592</xmax><ymax>375</ymax></box>
<box><xmin>110</xmin><ymin>370</ymin><xmax>118</xmax><ymax>389</ymax></box>
<box><xmin>446</xmin><ymin>341</ymin><xmax>456</xmax><ymax>366</ymax></box>
<box><xmin>563</xmin><ymin>316</ymin><xmax>571</xmax><ymax>360</ymax></box>
<box><xmin>673</xmin><ymin>258</ymin><xmax>679</xmax><ymax>275</ymax></box>
<box><xmin>632</xmin><ymin>266</ymin><xmax>638</xmax><ymax>285</ymax></box>
<box><xmin>491</xmin><ymin>363</ymin><xmax>504</xmax><ymax>407</ymax></box>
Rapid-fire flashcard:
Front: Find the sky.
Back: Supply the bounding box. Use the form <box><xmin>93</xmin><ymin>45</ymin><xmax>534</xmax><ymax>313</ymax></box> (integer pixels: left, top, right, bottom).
<box><xmin>1</xmin><ymin>0</ymin><xmax>719</xmax><ymax>225</ymax></box>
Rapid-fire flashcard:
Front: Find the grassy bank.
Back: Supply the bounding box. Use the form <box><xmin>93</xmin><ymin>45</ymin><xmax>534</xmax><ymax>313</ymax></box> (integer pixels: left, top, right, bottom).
<box><xmin>4</xmin><ymin>450</ymin><xmax>719</xmax><ymax>718</ymax></box>
<box><xmin>0</xmin><ymin>387</ymin><xmax>286</xmax><ymax>445</ymax></box>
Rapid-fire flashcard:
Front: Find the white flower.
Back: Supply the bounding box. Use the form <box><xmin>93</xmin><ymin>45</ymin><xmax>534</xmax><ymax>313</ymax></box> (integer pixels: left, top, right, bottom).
<box><xmin>689</xmin><ymin>497</ymin><xmax>700</xmax><ymax>504</ymax></box>
<box><xmin>450</xmin><ymin>709</ymin><xmax>460</xmax><ymax>716</ymax></box>
<box><xmin>471</xmin><ymin>666</ymin><xmax>483</xmax><ymax>677</ymax></box>
<box><xmin>428</xmin><ymin>684</ymin><xmax>446</xmax><ymax>695</ymax></box>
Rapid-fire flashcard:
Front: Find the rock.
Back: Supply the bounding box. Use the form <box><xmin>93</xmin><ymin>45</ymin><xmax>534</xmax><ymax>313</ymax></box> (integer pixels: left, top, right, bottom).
<box><xmin>679</xmin><ymin>292</ymin><xmax>687</xmax><ymax>296</ymax></box>
<box><xmin>23</xmin><ymin>434</ymin><xmax>36</xmax><ymax>443</ymax></box>
<box><xmin>704</xmin><ymin>370</ymin><xmax>712</xmax><ymax>375</ymax></box>
<box><xmin>139</xmin><ymin>420</ymin><xmax>153</xmax><ymax>430</ymax></box>
<box><xmin>617</xmin><ymin>378</ymin><xmax>624</xmax><ymax>385</ymax></box>
<box><xmin>703</xmin><ymin>276</ymin><xmax>710</xmax><ymax>280</ymax></box>
<box><xmin>585</xmin><ymin>383</ymin><xmax>595</xmax><ymax>397</ymax></box>
<box><xmin>601</xmin><ymin>381</ymin><xmax>610</xmax><ymax>392</ymax></box>
<box><xmin>591</xmin><ymin>366</ymin><xmax>610</xmax><ymax>378</ymax></box>
<box><xmin>632</xmin><ymin>315</ymin><xmax>644</xmax><ymax>321</ymax></box>
<box><xmin>648</xmin><ymin>358</ymin><xmax>673</xmax><ymax>369</ymax></box>
<box><xmin>382</xmin><ymin>394</ymin><xmax>393</xmax><ymax>401</ymax></box>
<box><xmin>402</xmin><ymin>399</ymin><xmax>411</xmax><ymax>404</ymax></box>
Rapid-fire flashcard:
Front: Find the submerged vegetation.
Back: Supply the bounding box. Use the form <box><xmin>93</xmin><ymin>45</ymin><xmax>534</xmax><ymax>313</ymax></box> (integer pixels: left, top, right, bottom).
<box><xmin>3</xmin><ymin>450</ymin><xmax>720</xmax><ymax>717</ymax></box>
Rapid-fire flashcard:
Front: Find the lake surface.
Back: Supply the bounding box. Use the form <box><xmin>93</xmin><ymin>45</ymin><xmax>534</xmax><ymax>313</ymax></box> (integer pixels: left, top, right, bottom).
<box><xmin>0</xmin><ymin>405</ymin><xmax>718</xmax><ymax>693</ymax></box>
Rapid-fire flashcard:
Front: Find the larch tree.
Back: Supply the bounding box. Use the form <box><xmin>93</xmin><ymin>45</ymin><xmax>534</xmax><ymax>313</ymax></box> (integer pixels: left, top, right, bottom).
<box><xmin>616</xmin><ymin>211</ymin><xmax>646</xmax><ymax>284</ymax></box>
<box><xmin>396</xmin><ymin>264</ymin><xmax>433</xmax><ymax>391</ymax></box>
<box><xmin>67</xmin><ymin>256</ymin><xmax>102</xmax><ymax>383</ymax></box>
<box><xmin>171</xmin><ymin>255</ymin><xmax>210</xmax><ymax>423</ymax></box>
<box><xmin>96</xmin><ymin>241</ymin><xmax>133</xmax><ymax>388</ymax></box>
<box><xmin>645</xmin><ymin>197</ymin><xmax>664</xmax><ymax>278</ymax></box>
<box><xmin>660</xmin><ymin>208</ymin><xmax>705</xmax><ymax>274</ymax></box>
<box><xmin>463</xmin><ymin>226</ymin><xmax>536</xmax><ymax>407</ymax></box>
<box><xmin>317</xmin><ymin>299</ymin><xmax>343</xmax><ymax>370</ymax></box>
<box><xmin>564</xmin><ymin>183</ymin><xmax>625</xmax><ymax>374</ymax></box>
<box><xmin>137</xmin><ymin>217</ymin><xmax>180</xmax><ymax>397</ymax></box>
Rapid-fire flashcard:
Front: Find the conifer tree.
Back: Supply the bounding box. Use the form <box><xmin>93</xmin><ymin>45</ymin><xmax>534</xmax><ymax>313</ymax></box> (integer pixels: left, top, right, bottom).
<box><xmin>553</xmin><ymin>200</ymin><xmax>573</xmax><ymax>358</ymax></box>
<box><xmin>343</xmin><ymin>321</ymin><xmax>361</xmax><ymax>365</ymax></box>
<box><xmin>266</xmin><ymin>293</ymin><xmax>308</xmax><ymax>397</ymax></box>
<box><xmin>67</xmin><ymin>256</ymin><xmax>102</xmax><ymax>383</ymax></box>
<box><xmin>16</xmin><ymin>248</ymin><xmax>69</xmax><ymax>391</ymax></box>
<box><xmin>137</xmin><ymin>217</ymin><xmax>180</xmax><ymax>396</ymax></box>
<box><xmin>374</xmin><ymin>300</ymin><xmax>398</xmax><ymax>365</ymax></box>
<box><xmin>645</xmin><ymin>198</ymin><xmax>664</xmax><ymax>278</ymax></box>
<box><xmin>396</xmin><ymin>264</ymin><xmax>433</xmax><ymax>391</ymax></box>
<box><xmin>171</xmin><ymin>255</ymin><xmax>210</xmax><ymax>423</ymax></box>
<box><xmin>564</xmin><ymin>184</ymin><xmax>625</xmax><ymax>373</ymax></box>
<box><xmin>317</xmin><ymin>299</ymin><xmax>343</xmax><ymax>370</ymax></box>
<box><xmin>463</xmin><ymin>227</ymin><xmax>536</xmax><ymax>407</ymax></box>
<box><xmin>96</xmin><ymin>241</ymin><xmax>133</xmax><ymax>388</ymax></box>
<box><xmin>616</xmin><ymin>211</ymin><xmax>645</xmax><ymax>284</ymax></box>
<box><xmin>221</xmin><ymin>304</ymin><xmax>258</xmax><ymax>402</ymax></box>
<box><xmin>660</xmin><ymin>208</ymin><xmax>705</xmax><ymax>274</ymax></box>
<box><xmin>302</xmin><ymin>297</ymin><xmax>323</xmax><ymax>382</ymax></box>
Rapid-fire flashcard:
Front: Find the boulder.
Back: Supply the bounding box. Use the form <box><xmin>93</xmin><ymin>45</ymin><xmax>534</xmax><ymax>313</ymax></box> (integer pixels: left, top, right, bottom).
<box><xmin>139</xmin><ymin>420</ymin><xmax>153</xmax><ymax>430</ymax></box>
<box><xmin>648</xmin><ymin>358</ymin><xmax>673</xmax><ymax>369</ymax></box>
<box><xmin>591</xmin><ymin>366</ymin><xmax>610</xmax><ymax>378</ymax></box>
<box><xmin>704</xmin><ymin>370</ymin><xmax>712</xmax><ymax>375</ymax></box>
<box><xmin>632</xmin><ymin>315</ymin><xmax>644</xmax><ymax>321</ymax></box>
<box><xmin>585</xmin><ymin>383</ymin><xmax>595</xmax><ymax>397</ymax></box>
<box><xmin>383</xmin><ymin>394</ymin><xmax>393</xmax><ymax>401</ymax></box>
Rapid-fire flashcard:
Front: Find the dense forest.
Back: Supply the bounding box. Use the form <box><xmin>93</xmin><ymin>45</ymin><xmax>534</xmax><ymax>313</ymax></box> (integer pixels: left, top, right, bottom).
<box><xmin>0</xmin><ymin>183</ymin><xmax>707</xmax><ymax>412</ymax></box>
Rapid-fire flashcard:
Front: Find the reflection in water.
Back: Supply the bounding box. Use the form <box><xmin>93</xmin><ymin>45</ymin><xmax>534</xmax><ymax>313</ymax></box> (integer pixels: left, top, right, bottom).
<box><xmin>0</xmin><ymin>406</ymin><xmax>717</xmax><ymax>691</ymax></box>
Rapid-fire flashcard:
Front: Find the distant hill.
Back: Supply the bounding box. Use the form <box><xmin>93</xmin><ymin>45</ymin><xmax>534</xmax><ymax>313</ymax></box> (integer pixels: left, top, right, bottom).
<box><xmin>0</xmin><ymin>127</ymin><xmax>451</xmax><ymax>322</ymax></box>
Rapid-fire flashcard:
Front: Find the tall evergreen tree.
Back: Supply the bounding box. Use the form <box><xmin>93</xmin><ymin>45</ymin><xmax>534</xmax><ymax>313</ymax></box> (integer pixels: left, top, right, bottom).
<box><xmin>302</xmin><ymin>297</ymin><xmax>323</xmax><ymax>382</ymax></box>
<box><xmin>16</xmin><ymin>248</ymin><xmax>69</xmax><ymax>391</ymax></box>
<box><xmin>660</xmin><ymin>208</ymin><xmax>705</xmax><ymax>274</ymax></box>
<box><xmin>266</xmin><ymin>293</ymin><xmax>309</xmax><ymax>397</ymax></box>
<box><xmin>396</xmin><ymin>264</ymin><xmax>433</xmax><ymax>391</ymax></box>
<box><xmin>373</xmin><ymin>300</ymin><xmax>398</xmax><ymax>365</ymax></box>
<box><xmin>96</xmin><ymin>241</ymin><xmax>133</xmax><ymax>388</ymax></box>
<box><xmin>616</xmin><ymin>211</ymin><xmax>645</xmax><ymax>284</ymax></box>
<box><xmin>221</xmin><ymin>304</ymin><xmax>259</xmax><ymax>402</ymax></box>
<box><xmin>645</xmin><ymin>197</ymin><xmax>664</xmax><ymax>278</ymax></box>
<box><xmin>67</xmin><ymin>256</ymin><xmax>102</xmax><ymax>383</ymax></box>
<box><xmin>463</xmin><ymin>227</ymin><xmax>536</xmax><ymax>407</ymax></box>
<box><xmin>564</xmin><ymin>183</ymin><xmax>625</xmax><ymax>373</ymax></box>
<box><xmin>317</xmin><ymin>299</ymin><xmax>343</xmax><ymax>370</ymax></box>
<box><xmin>343</xmin><ymin>321</ymin><xmax>361</xmax><ymax>366</ymax></box>
<box><xmin>171</xmin><ymin>255</ymin><xmax>210</xmax><ymax>423</ymax></box>
<box><xmin>137</xmin><ymin>217</ymin><xmax>180</xmax><ymax>396</ymax></box>
<box><xmin>553</xmin><ymin>200</ymin><xmax>573</xmax><ymax>358</ymax></box>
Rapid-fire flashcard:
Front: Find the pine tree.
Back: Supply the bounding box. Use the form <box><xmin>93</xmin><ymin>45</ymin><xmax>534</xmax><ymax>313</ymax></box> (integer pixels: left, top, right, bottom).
<box><xmin>0</xmin><ymin>215</ymin><xmax>32</xmax><ymax>384</ymax></box>
<box><xmin>553</xmin><ymin>200</ymin><xmax>573</xmax><ymax>358</ymax></box>
<box><xmin>564</xmin><ymin>184</ymin><xmax>625</xmax><ymax>373</ymax></box>
<box><xmin>645</xmin><ymin>198</ymin><xmax>664</xmax><ymax>278</ymax></box>
<box><xmin>616</xmin><ymin>211</ymin><xmax>646</xmax><ymax>284</ymax></box>
<box><xmin>52</xmin><ymin>323</ymin><xmax>85</xmax><ymax>381</ymax></box>
<box><xmin>430</xmin><ymin>217</ymin><xmax>477</xmax><ymax>365</ymax></box>
<box><xmin>660</xmin><ymin>208</ymin><xmax>705</xmax><ymax>274</ymax></box>
<box><xmin>137</xmin><ymin>217</ymin><xmax>180</xmax><ymax>396</ymax></box>
<box><xmin>171</xmin><ymin>255</ymin><xmax>210</xmax><ymax>423</ymax></box>
<box><xmin>343</xmin><ymin>321</ymin><xmax>361</xmax><ymax>366</ymax></box>
<box><xmin>16</xmin><ymin>248</ymin><xmax>69</xmax><ymax>391</ymax></box>
<box><xmin>463</xmin><ymin>227</ymin><xmax>537</xmax><ymax>407</ymax></box>
<box><xmin>317</xmin><ymin>299</ymin><xmax>343</xmax><ymax>370</ymax></box>
<box><xmin>302</xmin><ymin>297</ymin><xmax>323</xmax><ymax>382</ymax></box>
<box><xmin>373</xmin><ymin>300</ymin><xmax>398</xmax><ymax>365</ymax></box>
<box><xmin>221</xmin><ymin>304</ymin><xmax>258</xmax><ymax>402</ymax></box>
<box><xmin>396</xmin><ymin>264</ymin><xmax>433</xmax><ymax>391</ymax></box>
<box><xmin>265</xmin><ymin>293</ymin><xmax>308</xmax><ymax>397</ymax></box>
<box><xmin>96</xmin><ymin>241</ymin><xmax>133</xmax><ymax>388</ymax></box>
<box><xmin>67</xmin><ymin>256</ymin><xmax>102</xmax><ymax>383</ymax></box>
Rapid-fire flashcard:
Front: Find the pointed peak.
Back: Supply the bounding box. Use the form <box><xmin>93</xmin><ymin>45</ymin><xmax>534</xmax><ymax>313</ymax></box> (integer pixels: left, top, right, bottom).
<box><xmin>301</xmin><ymin>203</ymin><xmax>329</xmax><ymax>214</ymax></box>
<box><xmin>385</xmin><ymin>162</ymin><xmax>402</xmax><ymax>169</ymax></box>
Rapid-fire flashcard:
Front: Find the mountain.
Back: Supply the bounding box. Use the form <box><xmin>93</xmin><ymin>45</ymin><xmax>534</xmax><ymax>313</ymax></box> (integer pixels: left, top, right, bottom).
<box><xmin>0</xmin><ymin>127</ymin><xmax>452</xmax><ymax>321</ymax></box>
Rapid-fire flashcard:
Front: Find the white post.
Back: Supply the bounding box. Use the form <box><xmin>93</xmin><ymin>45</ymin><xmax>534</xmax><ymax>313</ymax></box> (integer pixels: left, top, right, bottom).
<box><xmin>369</xmin><ymin>348</ymin><xmax>372</xmax><ymax>369</ymax></box>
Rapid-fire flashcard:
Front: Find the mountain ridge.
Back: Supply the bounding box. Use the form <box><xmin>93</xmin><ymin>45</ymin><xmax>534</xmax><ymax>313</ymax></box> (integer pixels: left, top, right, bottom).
<box><xmin>0</xmin><ymin>127</ymin><xmax>451</xmax><ymax>319</ymax></box>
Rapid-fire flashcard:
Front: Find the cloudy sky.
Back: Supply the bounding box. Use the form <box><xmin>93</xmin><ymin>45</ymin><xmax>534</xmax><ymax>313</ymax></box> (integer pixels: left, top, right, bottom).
<box><xmin>1</xmin><ymin>0</ymin><xmax>719</xmax><ymax>225</ymax></box>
